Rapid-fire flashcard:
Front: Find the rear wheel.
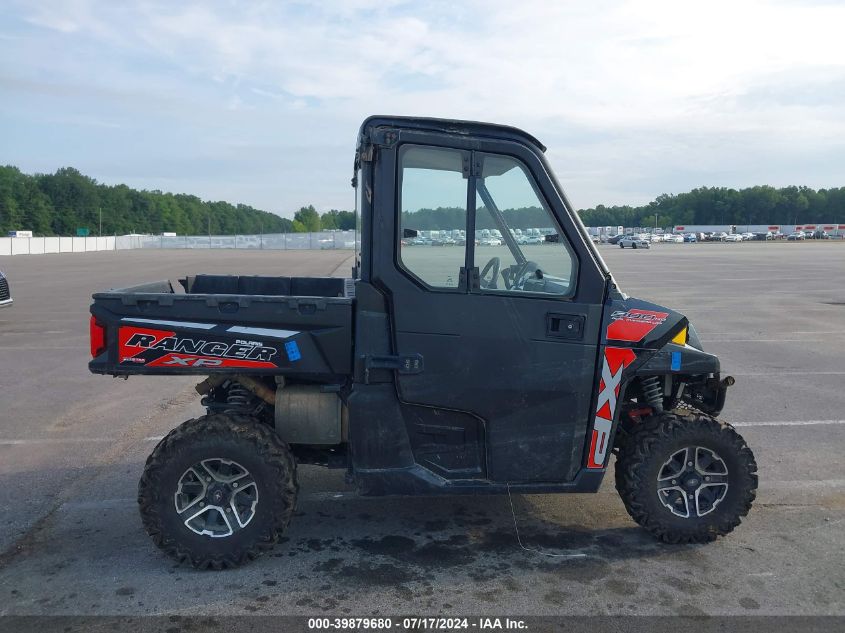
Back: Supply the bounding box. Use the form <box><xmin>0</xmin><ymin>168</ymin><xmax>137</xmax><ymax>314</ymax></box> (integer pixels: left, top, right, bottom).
<box><xmin>615</xmin><ymin>411</ymin><xmax>756</xmax><ymax>543</ymax></box>
<box><xmin>138</xmin><ymin>413</ymin><xmax>298</xmax><ymax>569</ymax></box>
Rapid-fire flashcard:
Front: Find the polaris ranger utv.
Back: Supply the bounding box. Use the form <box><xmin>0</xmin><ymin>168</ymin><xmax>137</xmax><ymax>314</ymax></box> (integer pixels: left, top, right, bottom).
<box><xmin>89</xmin><ymin>116</ymin><xmax>756</xmax><ymax>569</ymax></box>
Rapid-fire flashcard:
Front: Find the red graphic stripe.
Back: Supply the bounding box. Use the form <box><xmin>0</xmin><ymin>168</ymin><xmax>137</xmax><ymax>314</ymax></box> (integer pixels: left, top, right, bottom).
<box><xmin>607</xmin><ymin>309</ymin><xmax>668</xmax><ymax>343</ymax></box>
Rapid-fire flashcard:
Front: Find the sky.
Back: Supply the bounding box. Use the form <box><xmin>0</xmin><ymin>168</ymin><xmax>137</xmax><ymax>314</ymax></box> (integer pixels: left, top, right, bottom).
<box><xmin>2</xmin><ymin>0</ymin><xmax>844</xmax><ymax>219</ymax></box>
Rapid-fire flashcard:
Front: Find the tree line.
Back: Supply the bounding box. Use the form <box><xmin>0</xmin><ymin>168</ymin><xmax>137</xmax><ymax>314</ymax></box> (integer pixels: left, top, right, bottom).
<box><xmin>2</xmin><ymin>166</ymin><xmax>842</xmax><ymax>236</ymax></box>
<box><xmin>403</xmin><ymin>185</ymin><xmax>845</xmax><ymax>230</ymax></box>
<box><xmin>578</xmin><ymin>185</ymin><xmax>845</xmax><ymax>228</ymax></box>
<box><xmin>0</xmin><ymin>166</ymin><xmax>355</xmax><ymax>236</ymax></box>
<box><xmin>402</xmin><ymin>206</ymin><xmax>552</xmax><ymax>230</ymax></box>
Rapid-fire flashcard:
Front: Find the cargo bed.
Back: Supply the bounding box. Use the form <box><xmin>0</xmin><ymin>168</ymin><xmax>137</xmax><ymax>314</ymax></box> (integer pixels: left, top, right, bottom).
<box><xmin>89</xmin><ymin>274</ymin><xmax>354</xmax><ymax>379</ymax></box>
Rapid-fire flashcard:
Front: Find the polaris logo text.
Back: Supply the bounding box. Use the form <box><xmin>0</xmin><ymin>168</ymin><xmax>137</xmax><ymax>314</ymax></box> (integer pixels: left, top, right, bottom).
<box><xmin>125</xmin><ymin>333</ymin><xmax>277</xmax><ymax>363</ymax></box>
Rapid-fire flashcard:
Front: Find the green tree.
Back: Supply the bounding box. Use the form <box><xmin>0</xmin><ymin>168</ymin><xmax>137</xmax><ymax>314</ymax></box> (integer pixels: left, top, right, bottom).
<box><xmin>294</xmin><ymin>205</ymin><xmax>321</xmax><ymax>232</ymax></box>
<box><xmin>320</xmin><ymin>209</ymin><xmax>356</xmax><ymax>230</ymax></box>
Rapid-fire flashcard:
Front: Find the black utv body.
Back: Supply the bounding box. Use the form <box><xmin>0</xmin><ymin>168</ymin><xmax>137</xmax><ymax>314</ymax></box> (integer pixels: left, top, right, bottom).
<box><xmin>89</xmin><ymin>116</ymin><xmax>757</xmax><ymax>568</ymax></box>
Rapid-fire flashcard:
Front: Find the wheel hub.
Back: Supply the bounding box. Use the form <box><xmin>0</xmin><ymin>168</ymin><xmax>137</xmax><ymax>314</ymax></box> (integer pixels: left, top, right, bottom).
<box><xmin>174</xmin><ymin>458</ymin><xmax>259</xmax><ymax>538</ymax></box>
<box><xmin>657</xmin><ymin>446</ymin><xmax>729</xmax><ymax>518</ymax></box>
<box><xmin>684</xmin><ymin>476</ymin><xmax>700</xmax><ymax>489</ymax></box>
<box><xmin>207</xmin><ymin>484</ymin><xmax>230</xmax><ymax>506</ymax></box>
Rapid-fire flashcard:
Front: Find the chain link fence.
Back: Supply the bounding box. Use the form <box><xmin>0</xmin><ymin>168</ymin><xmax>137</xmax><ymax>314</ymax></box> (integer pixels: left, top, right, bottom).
<box><xmin>1</xmin><ymin>232</ymin><xmax>358</xmax><ymax>256</ymax></box>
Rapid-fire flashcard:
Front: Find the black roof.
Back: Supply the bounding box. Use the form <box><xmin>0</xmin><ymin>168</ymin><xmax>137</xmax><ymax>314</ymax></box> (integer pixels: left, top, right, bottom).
<box><xmin>359</xmin><ymin>115</ymin><xmax>546</xmax><ymax>153</ymax></box>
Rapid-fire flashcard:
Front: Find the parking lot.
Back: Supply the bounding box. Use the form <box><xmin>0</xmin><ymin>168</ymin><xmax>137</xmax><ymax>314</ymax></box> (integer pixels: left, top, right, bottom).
<box><xmin>0</xmin><ymin>242</ymin><xmax>843</xmax><ymax>617</ymax></box>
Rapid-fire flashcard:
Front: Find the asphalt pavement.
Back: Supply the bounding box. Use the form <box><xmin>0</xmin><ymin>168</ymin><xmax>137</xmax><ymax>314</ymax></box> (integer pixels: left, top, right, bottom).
<box><xmin>0</xmin><ymin>242</ymin><xmax>842</xmax><ymax>618</ymax></box>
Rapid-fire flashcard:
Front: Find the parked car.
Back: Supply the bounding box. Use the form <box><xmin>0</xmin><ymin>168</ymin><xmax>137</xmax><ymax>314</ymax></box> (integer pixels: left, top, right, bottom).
<box><xmin>709</xmin><ymin>232</ymin><xmax>728</xmax><ymax>242</ymax></box>
<box><xmin>813</xmin><ymin>230</ymin><xmax>830</xmax><ymax>240</ymax></box>
<box><xmin>619</xmin><ymin>235</ymin><xmax>650</xmax><ymax>249</ymax></box>
<box><xmin>607</xmin><ymin>235</ymin><xmax>624</xmax><ymax>245</ymax></box>
<box><xmin>741</xmin><ymin>232</ymin><xmax>755</xmax><ymax>240</ymax></box>
<box><xmin>724</xmin><ymin>234</ymin><xmax>743</xmax><ymax>242</ymax></box>
<box><xmin>683</xmin><ymin>233</ymin><xmax>697</xmax><ymax>242</ymax></box>
<box><xmin>0</xmin><ymin>270</ymin><xmax>11</xmax><ymax>308</ymax></box>
<box><xmin>666</xmin><ymin>234</ymin><xmax>684</xmax><ymax>243</ymax></box>
<box><xmin>787</xmin><ymin>232</ymin><xmax>805</xmax><ymax>241</ymax></box>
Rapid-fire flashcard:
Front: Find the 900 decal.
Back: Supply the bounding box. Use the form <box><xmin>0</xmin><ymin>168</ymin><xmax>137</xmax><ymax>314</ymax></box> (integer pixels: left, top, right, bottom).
<box><xmin>118</xmin><ymin>326</ymin><xmax>282</xmax><ymax>369</ymax></box>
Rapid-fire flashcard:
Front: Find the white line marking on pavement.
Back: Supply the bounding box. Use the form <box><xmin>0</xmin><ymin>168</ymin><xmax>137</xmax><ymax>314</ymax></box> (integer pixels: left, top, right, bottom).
<box><xmin>733</xmin><ymin>420</ymin><xmax>845</xmax><ymax>427</ymax></box>
<box><xmin>302</xmin><ymin>491</ymin><xmax>356</xmax><ymax>501</ymax></box>
<box><xmin>61</xmin><ymin>498</ymin><xmax>136</xmax><ymax>509</ymax></box>
<box><xmin>0</xmin><ymin>436</ymin><xmax>167</xmax><ymax>445</ymax></box>
<box><xmin>3</xmin><ymin>422</ymin><xmax>843</xmax><ymax>447</ymax></box>
<box><xmin>701</xmin><ymin>339</ymin><xmax>825</xmax><ymax>343</ymax></box>
<box><xmin>0</xmin><ymin>346</ymin><xmax>82</xmax><ymax>350</ymax></box>
<box><xmin>763</xmin><ymin>479</ymin><xmax>845</xmax><ymax>489</ymax></box>
<box><xmin>732</xmin><ymin>371</ymin><xmax>845</xmax><ymax>376</ymax></box>
<box><xmin>790</xmin><ymin>331</ymin><xmax>842</xmax><ymax>335</ymax></box>
<box><xmin>0</xmin><ymin>438</ymin><xmax>114</xmax><ymax>445</ymax></box>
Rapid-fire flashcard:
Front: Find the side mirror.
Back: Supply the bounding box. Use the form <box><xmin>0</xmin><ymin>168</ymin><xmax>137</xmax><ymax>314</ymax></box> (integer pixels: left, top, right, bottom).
<box><xmin>403</xmin><ymin>228</ymin><xmax>418</xmax><ymax>238</ymax></box>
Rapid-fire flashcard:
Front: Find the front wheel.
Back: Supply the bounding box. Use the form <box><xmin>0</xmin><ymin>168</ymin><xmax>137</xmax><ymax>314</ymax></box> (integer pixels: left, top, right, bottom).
<box><xmin>138</xmin><ymin>413</ymin><xmax>298</xmax><ymax>569</ymax></box>
<box><xmin>615</xmin><ymin>411</ymin><xmax>757</xmax><ymax>543</ymax></box>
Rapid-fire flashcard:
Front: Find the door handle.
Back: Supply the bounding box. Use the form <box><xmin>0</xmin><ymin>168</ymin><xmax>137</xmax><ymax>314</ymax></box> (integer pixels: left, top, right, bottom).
<box><xmin>546</xmin><ymin>313</ymin><xmax>585</xmax><ymax>340</ymax></box>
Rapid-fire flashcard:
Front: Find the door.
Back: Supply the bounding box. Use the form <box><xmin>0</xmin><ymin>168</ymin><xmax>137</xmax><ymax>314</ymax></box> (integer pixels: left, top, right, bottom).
<box><xmin>385</xmin><ymin>142</ymin><xmax>604</xmax><ymax>483</ymax></box>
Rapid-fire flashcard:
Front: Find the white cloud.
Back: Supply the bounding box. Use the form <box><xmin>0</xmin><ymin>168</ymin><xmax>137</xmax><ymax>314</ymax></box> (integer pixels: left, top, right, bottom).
<box><xmin>1</xmin><ymin>0</ymin><xmax>844</xmax><ymax>214</ymax></box>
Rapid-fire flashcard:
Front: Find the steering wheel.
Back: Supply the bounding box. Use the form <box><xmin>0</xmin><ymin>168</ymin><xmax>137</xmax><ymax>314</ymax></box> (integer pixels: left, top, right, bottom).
<box><xmin>479</xmin><ymin>257</ymin><xmax>500</xmax><ymax>289</ymax></box>
<box><xmin>506</xmin><ymin>260</ymin><xmax>540</xmax><ymax>290</ymax></box>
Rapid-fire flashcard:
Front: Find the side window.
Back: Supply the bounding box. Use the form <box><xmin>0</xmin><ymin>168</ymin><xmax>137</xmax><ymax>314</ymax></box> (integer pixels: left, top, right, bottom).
<box><xmin>475</xmin><ymin>154</ymin><xmax>577</xmax><ymax>296</ymax></box>
<box><xmin>398</xmin><ymin>146</ymin><xmax>468</xmax><ymax>289</ymax></box>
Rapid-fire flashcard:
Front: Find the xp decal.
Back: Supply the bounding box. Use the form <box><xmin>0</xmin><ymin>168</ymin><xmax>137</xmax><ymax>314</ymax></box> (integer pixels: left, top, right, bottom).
<box><xmin>587</xmin><ymin>346</ymin><xmax>637</xmax><ymax>469</ymax></box>
<box><xmin>118</xmin><ymin>325</ymin><xmax>283</xmax><ymax>369</ymax></box>
<box><xmin>607</xmin><ymin>309</ymin><xmax>668</xmax><ymax>343</ymax></box>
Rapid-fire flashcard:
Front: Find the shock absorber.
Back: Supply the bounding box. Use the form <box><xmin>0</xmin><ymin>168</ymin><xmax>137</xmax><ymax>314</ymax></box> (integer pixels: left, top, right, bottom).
<box><xmin>640</xmin><ymin>376</ymin><xmax>664</xmax><ymax>413</ymax></box>
<box><xmin>224</xmin><ymin>381</ymin><xmax>252</xmax><ymax>414</ymax></box>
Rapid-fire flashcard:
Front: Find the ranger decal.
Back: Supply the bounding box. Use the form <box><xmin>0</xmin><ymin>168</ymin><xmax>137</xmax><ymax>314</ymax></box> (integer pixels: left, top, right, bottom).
<box><xmin>118</xmin><ymin>326</ymin><xmax>281</xmax><ymax>369</ymax></box>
